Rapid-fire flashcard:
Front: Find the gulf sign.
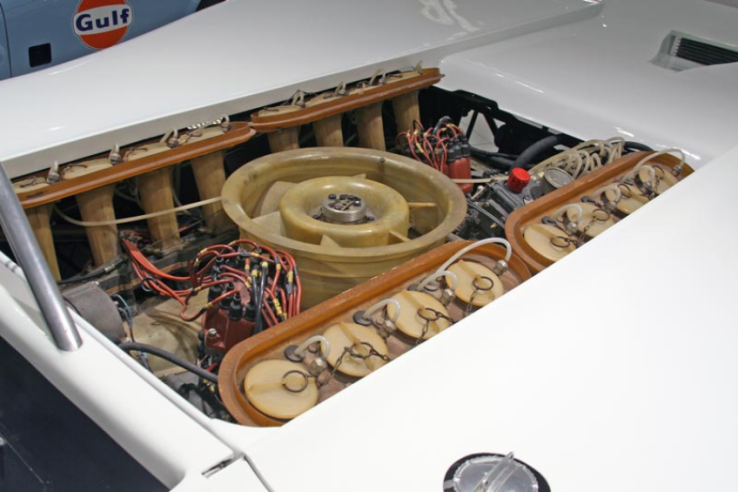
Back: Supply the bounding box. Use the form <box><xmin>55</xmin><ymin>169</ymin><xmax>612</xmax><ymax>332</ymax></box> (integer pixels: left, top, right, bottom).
<box><xmin>73</xmin><ymin>0</ymin><xmax>134</xmax><ymax>50</ymax></box>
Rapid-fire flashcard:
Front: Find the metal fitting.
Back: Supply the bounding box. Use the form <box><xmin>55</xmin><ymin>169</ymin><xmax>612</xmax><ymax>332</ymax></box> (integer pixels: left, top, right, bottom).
<box><xmin>492</xmin><ymin>259</ymin><xmax>509</xmax><ymax>276</ymax></box>
<box><xmin>46</xmin><ymin>163</ymin><xmax>61</xmax><ymax>184</ymax></box>
<box><xmin>440</xmin><ymin>288</ymin><xmax>456</xmax><ymax>306</ymax></box>
<box><xmin>353</xmin><ymin>310</ymin><xmax>372</xmax><ymax>326</ymax></box>
<box><xmin>207</xmin><ymin>328</ymin><xmax>218</xmax><ymax>338</ymax></box>
<box><xmin>284</xmin><ymin>344</ymin><xmax>305</xmax><ymax>362</ymax></box>
<box><xmin>108</xmin><ymin>146</ymin><xmax>123</xmax><ymax>165</ymax></box>
<box><xmin>308</xmin><ymin>357</ymin><xmax>328</xmax><ymax>377</ymax></box>
<box><xmin>377</xmin><ymin>319</ymin><xmax>397</xmax><ymax>339</ymax></box>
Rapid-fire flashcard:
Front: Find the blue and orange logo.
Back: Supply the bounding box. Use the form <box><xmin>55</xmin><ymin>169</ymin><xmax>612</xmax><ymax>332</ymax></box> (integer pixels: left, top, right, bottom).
<box><xmin>73</xmin><ymin>0</ymin><xmax>134</xmax><ymax>50</ymax></box>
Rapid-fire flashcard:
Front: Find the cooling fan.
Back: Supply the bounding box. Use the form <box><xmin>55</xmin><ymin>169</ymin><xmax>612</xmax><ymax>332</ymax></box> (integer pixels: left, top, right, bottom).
<box><xmin>222</xmin><ymin>148</ymin><xmax>467</xmax><ymax>306</ymax></box>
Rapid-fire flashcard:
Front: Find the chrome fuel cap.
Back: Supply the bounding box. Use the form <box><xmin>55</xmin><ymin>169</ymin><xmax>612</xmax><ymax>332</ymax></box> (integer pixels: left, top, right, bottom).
<box><xmin>444</xmin><ymin>452</ymin><xmax>547</xmax><ymax>492</ymax></box>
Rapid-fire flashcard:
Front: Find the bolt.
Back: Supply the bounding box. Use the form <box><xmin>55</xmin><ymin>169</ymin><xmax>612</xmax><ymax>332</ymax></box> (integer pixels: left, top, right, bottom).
<box><xmin>308</xmin><ymin>357</ymin><xmax>329</xmax><ymax>376</ymax></box>
<box><xmin>328</xmin><ymin>194</ymin><xmax>337</xmax><ymax>200</ymax></box>
<box><xmin>109</xmin><ymin>151</ymin><xmax>122</xmax><ymax>165</ymax></box>
<box><xmin>207</xmin><ymin>328</ymin><xmax>218</xmax><ymax>338</ymax></box>
<box><xmin>441</xmin><ymin>288</ymin><xmax>455</xmax><ymax>306</ymax></box>
<box><xmin>380</xmin><ymin>319</ymin><xmax>397</xmax><ymax>337</ymax></box>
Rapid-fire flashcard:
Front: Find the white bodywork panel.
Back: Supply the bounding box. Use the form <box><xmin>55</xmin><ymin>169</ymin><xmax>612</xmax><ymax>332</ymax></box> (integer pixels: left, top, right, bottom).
<box><xmin>440</xmin><ymin>0</ymin><xmax>738</xmax><ymax>165</ymax></box>
<box><xmin>0</xmin><ymin>0</ymin><xmax>599</xmax><ymax>178</ymax></box>
<box><xmin>0</xmin><ymin>0</ymin><xmax>736</xmax><ymax>490</ymax></box>
<box><xmin>244</xmin><ymin>144</ymin><xmax>738</xmax><ymax>491</ymax></box>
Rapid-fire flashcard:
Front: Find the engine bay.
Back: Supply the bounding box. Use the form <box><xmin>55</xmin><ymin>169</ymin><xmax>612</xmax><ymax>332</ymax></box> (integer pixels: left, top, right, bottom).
<box><xmin>4</xmin><ymin>67</ymin><xmax>692</xmax><ymax>425</ymax></box>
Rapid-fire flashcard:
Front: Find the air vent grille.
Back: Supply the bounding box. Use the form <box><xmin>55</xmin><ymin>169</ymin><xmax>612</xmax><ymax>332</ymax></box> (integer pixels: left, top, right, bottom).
<box><xmin>674</xmin><ymin>37</ymin><xmax>738</xmax><ymax>66</ymax></box>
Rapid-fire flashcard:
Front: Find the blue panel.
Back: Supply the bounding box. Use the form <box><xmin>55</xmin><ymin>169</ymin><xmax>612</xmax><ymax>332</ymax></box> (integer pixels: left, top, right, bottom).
<box><xmin>0</xmin><ymin>4</ymin><xmax>10</xmax><ymax>81</ymax></box>
<box><xmin>0</xmin><ymin>0</ymin><xmax>200</xmax><ymax>78</ymax></box>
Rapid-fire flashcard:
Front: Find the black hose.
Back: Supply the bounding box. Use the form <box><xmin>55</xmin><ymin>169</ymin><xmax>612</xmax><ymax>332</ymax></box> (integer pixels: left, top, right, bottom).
<box><xmin>57</xmin><ymin>271</ymin><xmax>108</xmax><ymax>285</ymax></box>
<box><xmin>624</xmin><ymin>141</ymin><xmax>653</xmax><ymax>153</ymax></box>
<box><xmin>470</xmin><ymin>147</ymin><xmax>516</xmax><ymax>170</ymax></box>
<box><xmin>57</xmin><ymin>257</ymin><xmax>125</xmax><ymax>285</ymax></box>
<box><xmin>473</xmin><ymin>150</ymin><xmax>518</xmax><ymax>161</ymax></box>
<box><xmin>511</xmin><ymin>134</ymin><xmax>570</xmax><ymax>170</ymax></box>
<box><xmin>118</xmin><ymin>342</ymin><xmax>218</xmax><ymax>383</ymax></box>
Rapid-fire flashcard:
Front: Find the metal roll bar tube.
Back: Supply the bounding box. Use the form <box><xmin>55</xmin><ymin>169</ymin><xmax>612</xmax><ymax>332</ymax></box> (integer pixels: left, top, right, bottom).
<box><xmin>0</xmin><ymin>163</ymin><xmax>82</xmax><ymax>351</ymax></box>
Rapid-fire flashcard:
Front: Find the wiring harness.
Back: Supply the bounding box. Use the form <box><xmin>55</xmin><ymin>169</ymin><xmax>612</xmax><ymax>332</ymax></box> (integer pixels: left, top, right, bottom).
<box><xmin>397</xmin><ymin>117</ymin><xmax>473</xmax><ymax>192</ymax></box>
<box><xmin>121</xmin><ymin>233</ymin><xmax>302</xmax><ymax>336</ymax></box>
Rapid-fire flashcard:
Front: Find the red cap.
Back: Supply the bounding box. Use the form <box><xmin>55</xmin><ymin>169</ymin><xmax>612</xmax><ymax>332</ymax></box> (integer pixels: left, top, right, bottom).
<box><xmin>507</xmin><ymin>168</ymin><xmax>531</xmax><ymax>193</ymax></box>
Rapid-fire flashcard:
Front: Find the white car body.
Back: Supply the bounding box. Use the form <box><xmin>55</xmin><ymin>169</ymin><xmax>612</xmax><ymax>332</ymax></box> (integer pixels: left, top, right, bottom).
<box><xmin>0</xmin><ymin>0</ymin><xmax>736</xmax><ymax>490</ymax></box>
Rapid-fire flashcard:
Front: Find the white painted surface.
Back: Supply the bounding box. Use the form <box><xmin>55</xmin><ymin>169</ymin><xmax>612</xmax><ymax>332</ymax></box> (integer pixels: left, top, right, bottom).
<box><xmin>440</xmin><ymin>0</ymin><xmax>738</xmax><ymax>166</ymax></box>
<box><xmin>0</xmin><ymin>0</ymin><xmax>600</xmax><ymax>177</ymax></box>
<box><xmin>0</xmin><ymin>0</ymin><xmax>736</xmax><ymax>489</ymax></box>
<box><xmin>244</xmin><ymin>144</ymin><xmax>738</xmax><ymax>491</ymax></box>
<box><xmin>171</xmin><ymin>460</ymin><xmax>269</xmax><ymax>492</ymax></box>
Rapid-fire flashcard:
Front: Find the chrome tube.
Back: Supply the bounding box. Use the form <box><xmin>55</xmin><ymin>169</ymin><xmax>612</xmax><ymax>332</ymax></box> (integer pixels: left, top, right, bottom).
<box><xmin>0</xmin><ymin>163</ymin><xmax>82</xmax><ymax>351</ymax></box>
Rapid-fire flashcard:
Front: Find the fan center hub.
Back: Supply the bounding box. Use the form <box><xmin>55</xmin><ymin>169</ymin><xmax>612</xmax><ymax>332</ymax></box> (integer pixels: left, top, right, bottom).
<box><xmin>320</xmin><ymin>193</ymin><xmax>372</xmax><ymax>224</ymax></box>
<box><xmin>277</xmin><ymin>176</ymin><xmax>410</xmax><ymax>248</ymax></box>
